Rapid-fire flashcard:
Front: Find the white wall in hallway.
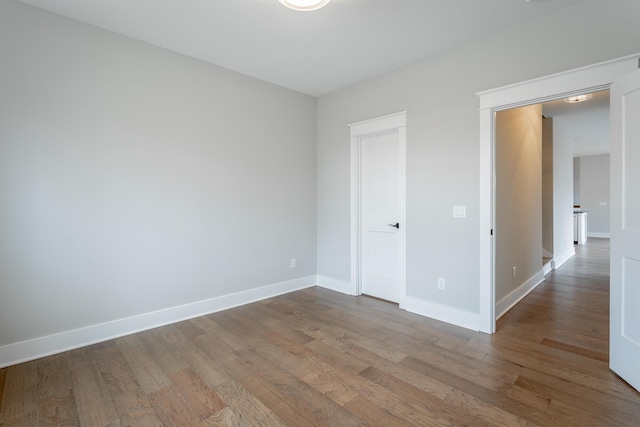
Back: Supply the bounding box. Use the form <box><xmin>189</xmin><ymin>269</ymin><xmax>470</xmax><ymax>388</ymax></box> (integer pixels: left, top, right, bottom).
<box><xmin>553</xmin><ymin>122</ymin><xmax>577</xmax><ymax>267</ymax></box>
<box><xmin>495</xmin><ymin>105</ymin><xmax>542</xmax><ymax>302</ymax></box>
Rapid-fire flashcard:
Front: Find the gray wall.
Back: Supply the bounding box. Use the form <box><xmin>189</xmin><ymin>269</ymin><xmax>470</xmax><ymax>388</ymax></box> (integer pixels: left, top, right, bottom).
<box><xmin>316</xmin><ymin>0</ymin><xmax>640</xmax><ymax>316</ymax></box>
<box><xmin>0</xmin><ymin>1</ymin><xmax>317</xmax><ymax>347</ymax></box>
<box><xmin>579</xmin><ymin>154</ymin><xmax>611</xmax><ymax>236</ymax></box>
<box><xmin>495</xmin><ymin>105</ymin><xmax>542</xmax><ymax>301</ymax></box>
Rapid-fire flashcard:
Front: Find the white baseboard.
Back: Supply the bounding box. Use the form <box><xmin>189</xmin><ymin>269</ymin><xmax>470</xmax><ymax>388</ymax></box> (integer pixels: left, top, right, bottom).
<box><xmin>318</xmin><ymin>277</ymin><xmax>480</xmax><ymax>332</ymax></box>
<box><xmin>496</xmin><ymin>270</ymin><xmax>545</xmax><ymax>320</ymax></box>
<box><xmin>553</xmin><ymin>248</ymin><xmax>575</xmax><ymax>270</ymax></box>
<box><xmin>316</xmin><ymin>275</ymin><xmax>355</xmax><ymax>295</ymax></box>
<box><xmin>542</xmin><ymin>261</ymin><xmax>553</xmax><ymax>276</ymax></box>
<box><xmin>0</xmin><ymin>276</ymin><xmax>316</xmax><ymax>369</ymax></box>
<box><xmin>587</xmin><ymin>232</ymin><xmax>610</xmax><ymax>238</ymax></box>
<box><xmin>401</xmin><ymin>297</ymin><xmax>480</xmax><ymax>332</ymax></box>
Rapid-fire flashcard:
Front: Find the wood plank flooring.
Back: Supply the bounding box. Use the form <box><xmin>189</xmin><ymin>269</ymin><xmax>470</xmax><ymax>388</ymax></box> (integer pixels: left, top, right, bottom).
<box><xmin>1</xmin><ymin>238</ymin><xmax>639</xmax><ymax>426</ymax></box>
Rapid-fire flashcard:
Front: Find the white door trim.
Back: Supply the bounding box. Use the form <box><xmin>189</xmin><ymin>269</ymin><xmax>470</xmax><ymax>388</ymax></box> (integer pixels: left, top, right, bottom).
<box><xmin>349</xmin><ymin>112</ymin><xmax>407</xmax><ymax>304</ymax></box>
<box><xmin>477</xmin><ymin>54</ymin><xmax>639</xmax><ymax>334</ymax></box>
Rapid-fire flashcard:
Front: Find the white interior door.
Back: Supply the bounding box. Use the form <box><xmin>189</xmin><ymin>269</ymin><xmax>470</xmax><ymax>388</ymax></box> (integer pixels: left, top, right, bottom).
<box><xmin>610</xmin><ymin>68</ymin><xmax>640</xmax><ymax>392</ymax></box>
<box><xmin>361</xmin><ymin>131</ymin><xmax>400</xmax><ymax>302</ymax></box>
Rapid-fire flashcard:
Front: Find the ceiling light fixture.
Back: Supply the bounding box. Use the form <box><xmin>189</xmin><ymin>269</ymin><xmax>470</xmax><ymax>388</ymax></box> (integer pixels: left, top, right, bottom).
<box><xmin>279</xmin><ymin>0</ymin><xmax>331</xmax><ymax>11</ymax></box>
<box><xmin>563</xmin><ymin>94</ymin><xmax>593</xmax><ymax>104</ymax></box>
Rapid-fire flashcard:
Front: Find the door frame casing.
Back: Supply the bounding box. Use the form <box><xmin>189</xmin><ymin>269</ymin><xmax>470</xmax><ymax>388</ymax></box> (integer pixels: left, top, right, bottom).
<box><xmin>477</xmin><ymin>54</ymin><xmax>639</xmax><ymax>334</ymax></box>
<box><xmin>349</xmin><ymin>111</ymin><xmax>407</xmax><ymax>305</ymax></box>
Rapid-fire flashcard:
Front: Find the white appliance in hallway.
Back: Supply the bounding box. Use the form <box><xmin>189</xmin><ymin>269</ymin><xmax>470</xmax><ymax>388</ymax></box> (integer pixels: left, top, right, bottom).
<box><xmin>573</xmin><ymin>210</ymin><xmax>587</xmax><ymax>244</ymax></box>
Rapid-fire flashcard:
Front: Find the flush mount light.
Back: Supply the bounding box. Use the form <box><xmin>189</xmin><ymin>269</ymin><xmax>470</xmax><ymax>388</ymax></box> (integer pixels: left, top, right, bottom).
<box><xmin>563</xmin><ymin>94</ymin><xmax>593</xmax><ymax>104</ymax></box>
<box><xmin>279</xmin><ymin>0</ymin><xmax>331</xmax><ymax>11</ymax></box>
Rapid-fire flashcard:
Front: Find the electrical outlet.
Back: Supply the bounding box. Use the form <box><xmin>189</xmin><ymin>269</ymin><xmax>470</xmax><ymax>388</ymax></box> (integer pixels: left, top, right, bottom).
<box><xmin>437</xmin><ymin>277</ymin><xmax>446</xmax><ymax>290</ymax></box>
<box><xmin>290</xmin><ymin>259</ymin><xmax>296</xmax><ymax>269</ymax></box>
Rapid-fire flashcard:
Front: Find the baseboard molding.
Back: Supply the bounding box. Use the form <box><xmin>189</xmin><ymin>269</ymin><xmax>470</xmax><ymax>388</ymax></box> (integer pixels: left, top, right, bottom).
<box><xmin>496</xmin><ymin>270</ymin><xmax>545</xmax><ymax>320</ymax></box>
<box><xmin>401</xmin><ymin>297</ymin><xmax>480</xmax><ymax>332</ymax></box>
<box><xmin>553</xmin><ymin>248</ymin><xmax>575</xmax><ymax>270</ymax></box>
<box><xmin>587</xmin><ymin>232</ymin><xmax>610</xmax><ymax>238</ymax></box>
<box><xmin>542</xmin><ymin>261</ymin><xmax>553</xmax><ymax>276</ymax></box>
<box><xmin>0</xmin><ymin>276</ymin><xmax>316</xmax><ymax>369</ymax></box>
<box><xmin>316</xmin><ymin>275</ymin><xmax>355</xmax><ymax>295</ymax></box>
<box><xmin>318</xmin><ymin>278</ymin><xmax>481</xmax><ymax>332</ymax></box>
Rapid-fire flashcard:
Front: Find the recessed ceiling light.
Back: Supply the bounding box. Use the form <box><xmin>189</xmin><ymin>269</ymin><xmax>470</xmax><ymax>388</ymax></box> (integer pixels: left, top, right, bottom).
<box><xmin>563</xmin><ymin>94</ymin><xmax>593</xmax><ymax>104</ymax></box>
<box><xmin>279</xmin><ymin>0</ymin><xmax>331</xmax><ymax>11</ymax></box>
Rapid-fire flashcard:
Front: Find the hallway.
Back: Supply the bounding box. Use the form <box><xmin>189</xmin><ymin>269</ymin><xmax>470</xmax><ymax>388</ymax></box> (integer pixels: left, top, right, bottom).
<box><xmin>496</xmin><ymin>237</ymin><xmax>640</xmax><ymax>425</ymax></box>
<box><xmin>499</xmin><ymin>238</ymin><xmax>610</xmax><ymax>339</ymax></box>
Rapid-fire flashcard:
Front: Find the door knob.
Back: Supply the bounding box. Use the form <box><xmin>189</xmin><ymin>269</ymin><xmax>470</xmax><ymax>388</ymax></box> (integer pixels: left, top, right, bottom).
<box><xmin>388</xmin><ymin>223</ymin><xmax>400</xmax><ymax>229</ymax></box>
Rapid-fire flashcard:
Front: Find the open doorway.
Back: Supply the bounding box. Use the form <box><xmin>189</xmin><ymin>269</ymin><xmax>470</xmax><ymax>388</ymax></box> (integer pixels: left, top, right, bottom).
<box><xmin>493</xmin><ymin>90</ymin><xmax>610</xmax><ymax>323</ymax></box>
<box><xmin>476</xmin><ymin>53</ymin><xmax>638</xmax><ymax>335</ymax></box>
<box><xmin>479</xmin><ymin>55</ymin><xmax>640</xmax><ymax>391</ymax></box>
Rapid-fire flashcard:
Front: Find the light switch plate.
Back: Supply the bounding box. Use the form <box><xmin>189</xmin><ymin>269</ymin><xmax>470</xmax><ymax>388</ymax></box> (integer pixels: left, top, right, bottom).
<box><xmin>453</xmin><ymin>205</ymin><xmax>467</xmax><ymax>219</ymax></box>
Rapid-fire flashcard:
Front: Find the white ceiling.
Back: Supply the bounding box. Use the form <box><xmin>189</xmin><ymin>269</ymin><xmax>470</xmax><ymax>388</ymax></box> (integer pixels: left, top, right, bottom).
<box><xmin>17</xmin><ymin>0</ymin><xmax>584</xmax><ymax>97</ymax></box>
<box><xmin>542</xmin><ymin>90</ymin><xmax>610</xmax><ymax>157</ymax></box>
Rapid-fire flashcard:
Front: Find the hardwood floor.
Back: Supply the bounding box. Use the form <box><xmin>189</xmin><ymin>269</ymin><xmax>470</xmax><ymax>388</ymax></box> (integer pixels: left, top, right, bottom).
<box><xmin>1</xmin><ymin>238</ymin><xmax>639</xmax><ymax>426</ymax></box>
